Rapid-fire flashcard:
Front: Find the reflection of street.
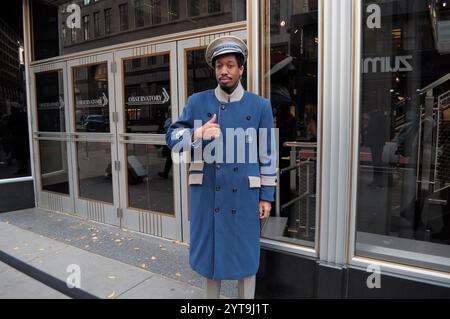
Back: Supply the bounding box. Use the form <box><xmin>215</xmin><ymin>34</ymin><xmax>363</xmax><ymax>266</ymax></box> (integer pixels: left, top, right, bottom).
<box><xmin>127</xmin><ymin>145</ymin><xmax>174</xmax><ymax>214</ymax></box>
<box><xmin>77</xmin><ymin>142</ymin><xmax>113</xmax><ymax>203</ymax></box>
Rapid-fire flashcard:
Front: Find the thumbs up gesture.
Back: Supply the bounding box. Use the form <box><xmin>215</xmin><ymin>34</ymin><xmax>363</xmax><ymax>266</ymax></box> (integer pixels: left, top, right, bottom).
<box><xmin>193</xmin><ymin>114</ymin><xmax>221</xmax><ymax>140</ymax></box>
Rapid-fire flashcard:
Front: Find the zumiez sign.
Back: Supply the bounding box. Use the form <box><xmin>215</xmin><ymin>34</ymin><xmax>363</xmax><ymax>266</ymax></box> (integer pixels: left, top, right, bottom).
<box><xmin>362</xmin><ymin>3</ymin><xmax>413</xmax><ymax>74</ymax></box>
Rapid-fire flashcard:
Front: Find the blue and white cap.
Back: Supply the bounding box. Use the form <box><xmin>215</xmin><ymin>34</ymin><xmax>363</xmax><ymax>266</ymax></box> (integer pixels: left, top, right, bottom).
<box><xmin>205</xmin><ymin>36</ymin><xmax>248</xmax><ymax>69</ymax></box>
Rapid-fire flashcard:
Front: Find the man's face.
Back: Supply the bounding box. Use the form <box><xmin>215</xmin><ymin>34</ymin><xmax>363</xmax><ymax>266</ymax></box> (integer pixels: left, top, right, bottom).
<box><xmin>214</xmin><ymin>54</ymin><xmax>244</xmax><ymax>91</ymax></box>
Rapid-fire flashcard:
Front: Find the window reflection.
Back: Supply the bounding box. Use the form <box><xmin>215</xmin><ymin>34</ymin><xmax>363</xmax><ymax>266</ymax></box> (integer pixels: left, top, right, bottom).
<box><xmin>127</xmin><ymin>144</ymin><xmax>175</xmax><ymax>214</ymax></box>
<box><xmin>77</xmin><ymin>141</ymin><xmax>113</xmax><ymax>203</ymax></box>
<box><xmin>73</xmin><ymin>63</ymin><xmax>110</xmax><ymax>133</ymax></box>
<box><xmin>262</xmin><ymin>0</ymin><xmax>318</xmax><ymax>247</ymax></box>
<box><xmin>357</xmin><ymin>0</ymin><xmax>450</xmax><ymax>271</ymax></box>
<box><xmin>39</xmin><ymin>140</ymin><xmax>70</xmax><ymax>195</ymax></box>
<box><xmin>35</xmin><ymin>71</ymin><xmax>65</xmax><ymax>132</ymax></box>
<box><xmin>31</xmin><ymin>0</ymin><xmax>246</xmax><ymax>60</ymax></box>
<box><xmin>0</xmin><ymin>17</ymin><xmax>30</xmax><ymax>179</ymax></box>
<box><xmin>123</xmin><ymin>54</ymin><xmax>170</xmax><ymax>134</ymax></box>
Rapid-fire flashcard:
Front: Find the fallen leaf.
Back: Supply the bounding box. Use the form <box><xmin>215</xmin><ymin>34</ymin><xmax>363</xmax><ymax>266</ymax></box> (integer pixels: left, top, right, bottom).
<box><xmin>115</xmin><ymin>239</ymin><xmax>121</xmax><ymax>243</ymax></box>
<box><xmin>92</xmin><ymin>237</ymin><xmax>98</xmax><ymax>240</ymax></box>
<box><xmin>108</xmin><ymin>276</ymin><xmax>116</xmax><ymax>279</ymax></box>
<box><xmin>175</xmin><ymin>272</ymin><xmax>181</xmax><ymax>277</ymax></box>
<box><xmin>133</xmin><ymin>247</ymin><xmax>140</xmax><ymax>250</ymax></box>
<box><xmin>122</xmin><ymin>228</ymin><xmax>128</xmax><ymax>232</ymax></box>
<box><xmin>151</xmin><ymin>256</ymin><xmax>157</xmax><ymax>261</ymax></box>
<box><xmin>160</xmin><ymin>247</ymin><xmax>167</xmax><ymax>251</ymax></box>
<box><xmin>107</xmin><ymin>291</ymin><xmax>116</xmax><ymax>299</ymax></box>
<box><xmin>141</xmin><ymin>263</ymin><xmax>146</xmax><ymax>268</ymax></box>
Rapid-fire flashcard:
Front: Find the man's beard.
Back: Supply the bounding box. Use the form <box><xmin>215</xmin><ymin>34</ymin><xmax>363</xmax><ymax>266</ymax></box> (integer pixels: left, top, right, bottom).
<box><xmin>219</xmin><ymin>79</ymin><xmax>240</xmax><ymax>94</ymax></box>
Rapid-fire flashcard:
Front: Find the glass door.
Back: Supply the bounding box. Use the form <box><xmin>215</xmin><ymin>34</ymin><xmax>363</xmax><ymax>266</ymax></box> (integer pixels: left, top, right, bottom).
<box><xmin>67</xmin><ymin>53</ymin><xmax>120</xmax><ymax>226</ymax></box>
<box><xmin>114</xmin><ymin>42</ymin><xmax>182</xmax><ymax>240</ymax></box>
<box><xmin>30</xmin><ymin>61</ymin><xmax>75</xmax><ymax>213</ymax></box>
<box><xmin>176</xmin><ymin>29</ymin><xmax>247</xmax><ymax>242</ymax></box>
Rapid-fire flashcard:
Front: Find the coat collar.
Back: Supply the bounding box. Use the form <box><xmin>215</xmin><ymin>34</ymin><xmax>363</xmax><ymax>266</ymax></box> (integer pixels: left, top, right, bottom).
<box><xmin>214</xmin><ymin>81</ymin><xmax>244</xmax><ymax>103</ymax></box>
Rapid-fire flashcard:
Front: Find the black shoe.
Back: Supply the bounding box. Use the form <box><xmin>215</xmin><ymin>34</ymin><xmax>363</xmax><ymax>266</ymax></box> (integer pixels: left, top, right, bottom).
<box><xmin>158</xmin><ymin>172</ymin><xmax>169</xmax><ymax>179</ymax></box>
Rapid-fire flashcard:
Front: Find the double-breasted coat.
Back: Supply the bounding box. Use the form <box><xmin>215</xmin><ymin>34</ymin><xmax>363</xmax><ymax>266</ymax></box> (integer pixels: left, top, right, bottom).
<box><xmin>165</xmin><ymin>82</ymin><xmax>277</xmax><ymax>280</ymax></box>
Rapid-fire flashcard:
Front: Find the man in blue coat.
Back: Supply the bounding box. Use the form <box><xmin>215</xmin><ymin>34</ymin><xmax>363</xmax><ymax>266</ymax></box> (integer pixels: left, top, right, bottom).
<box><xmin>166</xmin><ymin>36</ymin><xmax>277</xmax><ymax>299</ymax></box>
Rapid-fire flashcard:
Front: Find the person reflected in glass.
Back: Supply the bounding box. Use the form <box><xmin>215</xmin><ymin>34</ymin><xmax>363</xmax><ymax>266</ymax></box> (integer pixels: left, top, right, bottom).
<box><xmin>158</xmin><ymin>105</ymin><xmax>172</xmax><ymax>179</ymax></box>
<box><xmin>269</xmin><ymin>52</ymin><xmax>298</xmax><ymax>224</ymax></box>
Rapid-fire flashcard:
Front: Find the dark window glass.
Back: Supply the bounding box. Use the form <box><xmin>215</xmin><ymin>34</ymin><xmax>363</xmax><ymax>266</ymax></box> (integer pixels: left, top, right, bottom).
<box><xmin>71</xmin><ymin>27</ymin><xmax>77</xmax><ymax>44</ymax></box>
<box><xmin>73</xmin><ymin>63</ymin><xmax>110</xmax><ymax>133</ymax></box>
<box><xmin>0</xmin><ymin>16</ymin><xmax>30</xmax><ymax>179</ymax></box>
<box><xmin>168</xmin><ymin>0</ymin><xmax>180</xmax><ymax>21</ymax></box>
<box><xmin>104</xmin><ymin>8</ymin><xmax>111</xmax><ymax>35</ymax></box>
<box><xmin>208</xmin><ymin>0</ymin><xmax>221</xmax><ymax>13</ymax></box>
<box><xmin>262</xmin><ymin>0</ymin><xmax>319</xmax><ymax>247</ymax></box>
<box><xmin>31</xmin><ymin>1</ymin><xmax>58</xmax><ymax>60</ymax></box>
<box><xmin>93</xmin><ymin>11</ymin><xmax>100</xmax><ymax>37</ymax></box>
<box><xmin>356</xmin><ymin>0</ymin><xmax>450</xmax><ymax>272</ymax></box>
<box><xmin>35</xmin><ymin>70</ymin><xmax>65</xmax><ymax>132</ymax></box>
<box><xmin>39</xmin><ymin>140</ymin><xmax>70</xmax><ymax>195</ymax></box>
<box><xmin>123</xmin><ymin>54</ymin><xmax>170</xmax><ymax>134</ymax></box>
<box><xmin>83</xmin><ymin>15</ymin><xmax>90</xmax><ymax>40</ymax></box>
<box><xmin>135</xmin><ymin>0</ymin><xmax>145</xmax><ymax>27</ymax></box>
<box><xmin>119</xmin><ymin>4</ymin><xmax>129</xmax><ymax>31</ymax></box>
<box><xmin>151</xmin><ymin>0</ymin><xmax>162</xmax><ymax>25</ymax></box>
<box><xmin>187</xmin><ymin>0</ymin><xmax>200</xmax><ymax>17</ymax></box>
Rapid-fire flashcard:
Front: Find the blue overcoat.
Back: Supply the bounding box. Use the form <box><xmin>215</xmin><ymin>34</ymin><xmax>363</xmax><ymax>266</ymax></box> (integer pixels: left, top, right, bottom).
<box><xmin>166</xmin><ymin>84</ymin><xmax>277</xmax><ymax>280</ymax></box>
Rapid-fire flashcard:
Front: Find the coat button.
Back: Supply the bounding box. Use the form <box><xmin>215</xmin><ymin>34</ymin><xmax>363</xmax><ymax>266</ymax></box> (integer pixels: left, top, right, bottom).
<box><xmin>246</xmin><ymin>115</ymin><xmax>251</xmax><ymax>120</ymax></box>
<box><xmin>233</xmin><ymin>166</ymin><xmax>238</xmax><ymax>172</ymax></box>
<box><xmin>207</xmin><ymin>112</ymin><xmax>212</xmax><ymax>117</ymax></box>
<box><xmin>221</xmin><ymin>105</ymin><xmax>226</xmax><ymax>110</ymax></box>
<box><xmin>215</xmin><ymin>186</ymin><xmax>220</xmax><ymax>191</ymax></box>
<box><xmin>215</xmin><ymin>208</ymin><xmax>220</xmax><ymax>213</ymax></box>
<box><xmin>216</xmin><ymin>164</ymin><xmax>221</xmax><ymax>169</ymax></box>
<box><xmin>231</xmin><ymin>209</ymin><xmax>237</xmax><ymax>214</ymax></box>
<box><xmin>232</xmin><ymin>188</ymin><xmax>237</xmax><ymax>192</ymax></box>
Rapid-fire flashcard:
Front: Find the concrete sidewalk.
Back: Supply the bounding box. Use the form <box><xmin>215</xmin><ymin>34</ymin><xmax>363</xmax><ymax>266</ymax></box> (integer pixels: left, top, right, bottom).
<box><xmin>0</xmin><ymin>208</ymin><xmax>237</xmax><ymax>299</ymax></box>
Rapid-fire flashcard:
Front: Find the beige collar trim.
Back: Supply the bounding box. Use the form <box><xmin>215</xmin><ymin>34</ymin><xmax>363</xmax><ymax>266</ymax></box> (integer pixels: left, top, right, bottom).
<box><xmin>214</xmin><ymin>81</ymin><xmax>244</xmax><ymax>103</ymax></box>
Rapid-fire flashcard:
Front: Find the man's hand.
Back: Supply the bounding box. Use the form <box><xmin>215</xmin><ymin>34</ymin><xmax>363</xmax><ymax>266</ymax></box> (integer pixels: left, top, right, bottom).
<box><xmin>259</xmin><ymin>200</ymin><xmax>271</xmax><ymax>219</ymax></box>
<box><xmin>193</xmin><ymin>114</ymin><xmax>221</xmax><ymax>141</ymax></box>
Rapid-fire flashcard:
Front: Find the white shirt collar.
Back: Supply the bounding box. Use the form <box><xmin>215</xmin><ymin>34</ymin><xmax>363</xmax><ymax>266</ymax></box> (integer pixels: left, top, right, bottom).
<box><xmin>214</xmin><ymin>81</ymin><xmax>244</xmax><ymax>103</ymax></box>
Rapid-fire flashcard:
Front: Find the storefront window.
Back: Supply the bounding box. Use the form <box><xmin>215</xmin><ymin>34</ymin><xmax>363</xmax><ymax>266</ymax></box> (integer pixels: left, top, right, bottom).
<box><xmin>0</xmin><ymin>18</ymin><xmax>30</xmax><ymax>179</ymax></box>
<box><xmin>30</xmin><ymin>0</ymin><xmax>247</xmax><ymax>61</ymax></box>
<box><xmin>262</xmin><ymin>0</ymin><xmax>319</xmax><ymax>247</ymax></box>
<box><xmin>356</xmin><ymin>0</ymin><xmax>450</xmax><ymax>272</ymax></box>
